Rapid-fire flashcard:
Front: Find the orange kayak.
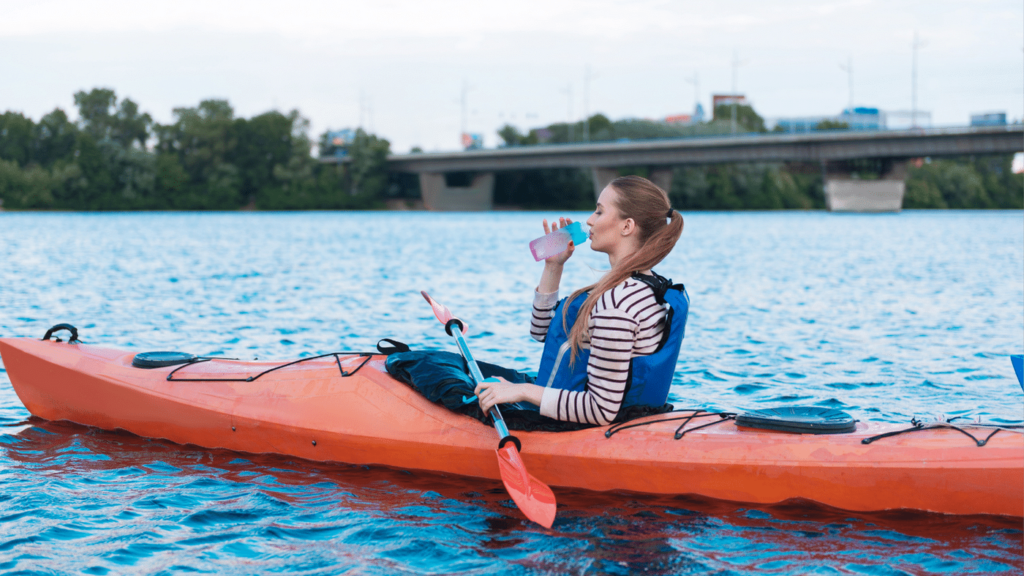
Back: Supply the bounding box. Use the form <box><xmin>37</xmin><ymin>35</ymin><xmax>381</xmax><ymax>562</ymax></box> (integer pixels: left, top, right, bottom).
<box><xmin>1</xmin><ymin>337</ymin><xmax>1021</xmax><ymax>517</ymax></box>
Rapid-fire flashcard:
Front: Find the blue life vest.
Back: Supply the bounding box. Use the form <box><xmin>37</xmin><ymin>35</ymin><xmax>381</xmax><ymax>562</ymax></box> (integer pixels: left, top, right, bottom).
<box><xmin>535</xmin><ymin>272</ymin><xmax>689</xmax><ymax>412</ymax></box>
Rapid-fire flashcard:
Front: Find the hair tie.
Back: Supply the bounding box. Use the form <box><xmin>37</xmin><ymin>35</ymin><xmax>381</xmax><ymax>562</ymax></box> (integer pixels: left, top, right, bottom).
<box><xmin>666</xmin><ymin>209</ymin><xmax>674</xmax><ymax>219</ymax></box>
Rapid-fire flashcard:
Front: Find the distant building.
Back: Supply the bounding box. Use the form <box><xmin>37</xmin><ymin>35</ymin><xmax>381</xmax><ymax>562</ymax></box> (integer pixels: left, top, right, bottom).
<box><xmin>773</xmin><ymin>107</ymin><xmax>885</xmax><ymax>133</ymax></box>
<box><xmin>663</xmin><ymin>102</ymin><xmax>706</xmax><ymax>126</ymax></box>
<box><xmin>664</xmin><ymin>114</ymin><xmax>692</xmax><ymax>125</ymax></box>
<box><xmin>712</xmin><ymin>94</ymin><xmax>747</xmax><ymax>109</ymax></box>
<box><xmin>838</xmin><ymin>107</ymin><xmax>884</xmax><ymax>130</ymax></box>
<box><xmin>970</xmin><ymin>112</ymin><xmax>1006</xmax><ymax>127</ymax></box>
<box><xmin>462</xmin><ymin>132</ymin><xmax>483</xmax><ymax>150</ymax></box>
<box><xmin>326</xmin><ymin>129</ymin><xmax>356</xmax><ymax>158</ymax></box>
<box><xmin>772</xmin><ymin>116</ymin><xmax>829</xmax><ymax>133</ymax></box>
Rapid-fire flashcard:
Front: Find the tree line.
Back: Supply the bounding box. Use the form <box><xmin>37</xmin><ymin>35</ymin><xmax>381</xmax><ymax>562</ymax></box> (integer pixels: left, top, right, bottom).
<box><xmin>0</xmin><ymin>88</ymin><xmax>391</xmax><ymax>210</ymax></box>
<box><xmin>1</xmin><ymin>89</ymin><xmax>1019</xmax><ymax>211</ymax></box>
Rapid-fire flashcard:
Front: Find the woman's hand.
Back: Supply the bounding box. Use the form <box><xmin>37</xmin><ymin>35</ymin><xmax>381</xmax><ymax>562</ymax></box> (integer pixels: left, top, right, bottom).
<box><xmin>475</xmin><ymin>377</ymin><xmax>522</xmax><ymax>415</ymax></box>
<box><xmin>542</xmin><ymin>217</ymin><xmax>576</xmax><ymax>266</ymax></box>
<box><xmin>475</xmin><ymin>379</ymin><xmax>544</xmax><ymax>415</ymax></box>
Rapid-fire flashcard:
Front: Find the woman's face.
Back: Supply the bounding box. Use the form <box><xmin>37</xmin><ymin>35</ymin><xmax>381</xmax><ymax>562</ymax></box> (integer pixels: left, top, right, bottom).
<box><xmin>586</xmin><ymin>185</ymin><xmax>628</xmax><ymax>254</ymax></box>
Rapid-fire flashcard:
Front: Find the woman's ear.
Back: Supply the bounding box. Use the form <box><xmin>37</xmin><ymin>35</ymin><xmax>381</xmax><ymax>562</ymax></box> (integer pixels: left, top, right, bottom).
<box><xmin>621</xmin><ymin>218</ymin><xmax>636</xmax><ymax>236</ymax></box>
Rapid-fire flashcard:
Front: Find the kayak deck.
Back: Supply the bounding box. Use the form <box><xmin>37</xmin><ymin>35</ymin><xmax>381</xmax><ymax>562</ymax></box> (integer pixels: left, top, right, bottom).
<box><xmin>1</xmin><ymin>337</ymin><xmax>1021</xmax><ymax>517</ymax></box>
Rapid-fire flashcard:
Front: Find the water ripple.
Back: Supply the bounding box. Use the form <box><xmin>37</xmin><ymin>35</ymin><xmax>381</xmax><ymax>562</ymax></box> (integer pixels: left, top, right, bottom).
<box><xmin>0</xmin><ymin>211</ymin><xmax>1021</xmax><ymax>574</ymax></box>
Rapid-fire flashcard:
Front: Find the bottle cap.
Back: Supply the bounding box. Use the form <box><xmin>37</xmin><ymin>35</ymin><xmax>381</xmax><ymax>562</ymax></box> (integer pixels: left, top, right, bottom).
<box><xmin>566</xmin><ymin>221</ymin><xmax>589</xmax><ymax>244</ymax></box>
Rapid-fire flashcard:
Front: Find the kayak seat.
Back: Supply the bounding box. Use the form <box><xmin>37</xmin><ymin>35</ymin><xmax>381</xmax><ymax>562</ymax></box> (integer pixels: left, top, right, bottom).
<box><xmin>385</xmin><ymin>350</ymin><xmax>672</xmax><ymax>432</ymax></box>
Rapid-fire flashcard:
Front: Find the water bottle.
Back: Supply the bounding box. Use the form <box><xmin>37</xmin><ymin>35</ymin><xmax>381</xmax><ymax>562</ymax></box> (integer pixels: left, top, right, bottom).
<box><xmin>529</xmin><ymin>221</ymin><xmax>589</xmax><ymax>261</ymax></box>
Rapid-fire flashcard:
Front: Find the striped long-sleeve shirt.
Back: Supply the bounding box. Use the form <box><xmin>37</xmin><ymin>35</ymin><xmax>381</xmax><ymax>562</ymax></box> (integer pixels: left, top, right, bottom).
<box><xmin>531</xmin><ymin>278</ymin><xmax>668</xmax><ymax>425</ymax></box>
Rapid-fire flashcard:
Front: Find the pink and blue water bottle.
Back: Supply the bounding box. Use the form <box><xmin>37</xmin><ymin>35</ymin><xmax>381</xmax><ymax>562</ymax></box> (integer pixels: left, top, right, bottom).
<box><xmin>529</xmin><ymin>221</ymin><xmax>589</xmax><ymax>261</ymax></box>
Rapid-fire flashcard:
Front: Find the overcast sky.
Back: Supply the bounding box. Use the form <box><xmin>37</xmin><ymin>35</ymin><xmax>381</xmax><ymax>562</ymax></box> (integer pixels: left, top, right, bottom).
<box><xmin>2</xmin><ymin>0</ymin><xmax>1021</xmax><ymax>153</ymax></box>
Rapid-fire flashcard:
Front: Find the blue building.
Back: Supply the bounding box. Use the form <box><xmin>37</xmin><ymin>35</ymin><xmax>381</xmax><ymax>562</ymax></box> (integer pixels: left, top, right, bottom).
<box><xmin>970</xmin><ymin>112</ymin><xmax>1006</xmax><ymax>127</ymax></box>
<box><xmin>773</xmin><ymin>107</ymin><xmax>884</xmax><ymax>133</ymax></box>
<box><xmin>837</xmin><ymin>107</ymin><xmax>883</xmax><ymax>130</ymax></box>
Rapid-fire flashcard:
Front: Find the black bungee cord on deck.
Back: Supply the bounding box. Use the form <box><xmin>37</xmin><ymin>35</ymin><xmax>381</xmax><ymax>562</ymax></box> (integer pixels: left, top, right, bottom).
<box><xmin>164</xmin><ymin>339</ymin><xmax>411</xmax><ymax>383</ymax></box>
<box><xmin>861</xmin><ymin>416</ymin><xmax>1024</xmax><ymax>447</ymax></box>
<box><xmin>164</xmin><ymin>351</ymin><xmax>376</xmax><ymax>382</ymax></box>
<box><xmin>605</xmin><ymin>409</ymin><xmax>738</xmax><ymax>440</ymax></box>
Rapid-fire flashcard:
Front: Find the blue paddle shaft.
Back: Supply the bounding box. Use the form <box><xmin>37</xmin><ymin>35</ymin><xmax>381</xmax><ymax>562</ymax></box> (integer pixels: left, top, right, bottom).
<box><xmin>450</xmin><ymin>329</ymin><xmax>510</xmax><ymax>438</ymax></box>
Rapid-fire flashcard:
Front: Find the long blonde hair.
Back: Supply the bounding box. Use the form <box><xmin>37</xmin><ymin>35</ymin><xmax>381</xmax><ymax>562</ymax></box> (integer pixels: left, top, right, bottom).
<box><xmin>564</xmin><ymin>175</ymin><xmax>684</xmax><ymax>364</ymax></box>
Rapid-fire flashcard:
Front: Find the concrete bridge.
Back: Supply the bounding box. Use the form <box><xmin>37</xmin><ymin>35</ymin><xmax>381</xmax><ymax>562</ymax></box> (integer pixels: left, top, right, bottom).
<box><xmin>324</xmin><ymin>126</ymin><xmax>1024</xmax><ymax>211</ymax></box>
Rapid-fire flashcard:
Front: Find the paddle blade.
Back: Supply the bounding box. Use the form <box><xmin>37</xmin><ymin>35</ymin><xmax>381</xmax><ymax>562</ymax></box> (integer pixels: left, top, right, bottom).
<box><xmin>496</xmin><ymin>444</ymin><xmax>557</xmax><ymax>528</ymax></box>
<box><xmin>421</xmin><ymin>291</ymin><xmax>468</xmax><ymax>335</ymax></box>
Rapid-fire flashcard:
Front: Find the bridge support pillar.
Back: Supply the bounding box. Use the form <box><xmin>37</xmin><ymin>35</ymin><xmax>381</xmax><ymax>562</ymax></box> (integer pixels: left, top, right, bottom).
<box><xmin>649</xmin><ymin>168</ymin><xmax>674</xmax><ymax>195</ymax></box>
<box><xmin>591</xmin><ymin>168</ymin><xmax>618</xmax><ymax>200</ymax></box>
<box><xmin>419</xmin><ymin>172</ymin><xmax>495</xmax><ymax>211</ymax></box>
<box><xmin>824</xmin><ymin>160</ymin><xmax>906</xmax><ymax>212</ymax></box>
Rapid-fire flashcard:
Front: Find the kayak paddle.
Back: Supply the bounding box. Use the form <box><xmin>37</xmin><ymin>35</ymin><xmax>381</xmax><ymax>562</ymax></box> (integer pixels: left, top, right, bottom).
<box><xmin>421</xmin><ymin>291</ymin><xmax>557</xmax><ymax>528</ymax></box>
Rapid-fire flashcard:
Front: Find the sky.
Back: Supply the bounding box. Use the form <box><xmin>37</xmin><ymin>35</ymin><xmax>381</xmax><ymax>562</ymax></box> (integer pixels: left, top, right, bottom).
<box><xmin>2</xmin><ymin>0</ymin><xmax>1022</xmax><ymax>153</ymax></box>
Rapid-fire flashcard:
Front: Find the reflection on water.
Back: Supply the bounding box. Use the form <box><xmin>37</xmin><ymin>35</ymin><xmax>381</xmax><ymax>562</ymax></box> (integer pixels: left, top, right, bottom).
<box><xmin>0</xmin><ymin>211</ymin><xmax>1022</xmax><ymax>573</ymax></box>
<box><xmin>2</xmin><ymin>419</ymin><xmax>1021</xmax><ymax>575</ymax></box>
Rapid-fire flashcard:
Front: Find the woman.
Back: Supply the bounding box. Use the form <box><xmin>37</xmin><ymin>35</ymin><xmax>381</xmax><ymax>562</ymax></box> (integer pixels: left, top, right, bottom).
<box><xmin>475</xmin><ymin>175</ymin><xmax>688</xmax><ymax>425</ymax></box>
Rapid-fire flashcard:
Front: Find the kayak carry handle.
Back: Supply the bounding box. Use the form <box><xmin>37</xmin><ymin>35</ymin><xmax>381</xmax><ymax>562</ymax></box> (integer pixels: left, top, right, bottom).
<box><xmin>42</xmin><ymin>323</ymin><xmax>80</xmax><ymax>344</ymax></box>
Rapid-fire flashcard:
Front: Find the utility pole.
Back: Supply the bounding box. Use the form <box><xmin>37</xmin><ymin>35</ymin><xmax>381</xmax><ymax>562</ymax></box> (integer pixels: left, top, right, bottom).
<box><xmin>460</xmin><ymin>80</ymin><xmax>475</xmax><ymax>147</ymax></box>
<box><xmin>839</xmin><ymin>55</ymin><xmax>853</xmax><ymax>111</ymax></box>
<box><xmin>731</xmin><ymin>51</ymin><xmax>747</xmax><ymax>134</ymax></box>
<box><xmin>583</xmin><ymin>65</ymin><xmax>597</xmax><ymax>143</ymax></box>
<box><xmin>562</xmin><ymin>83</ymin><xmax>574</xmax><ymax>143</ymax></box>
<box><xmin>358</xmin><ymin>90</ymin><xmax>365</xmax><ymax>130</ymax></box>
<box><xmin>686</xmin><ymin>72</ymin><xmax>699</xmax><ymax>115</ymax></box>
<box><xmin>911</xmin><ymin>31</ymin><xmax>927</xmax><ymax>128</ymax></box>
<box><xmin>460</xmin><ymin>80</ymin><xmax>469</xmax><ymax>137</ymax></box>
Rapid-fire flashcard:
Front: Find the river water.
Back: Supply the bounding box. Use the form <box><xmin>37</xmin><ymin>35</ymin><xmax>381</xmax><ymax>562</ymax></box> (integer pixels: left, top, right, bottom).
<box><xmin>0</xmin><ymin>210</ymin><xmax>1021</xmax><ymax>574</ymax></box>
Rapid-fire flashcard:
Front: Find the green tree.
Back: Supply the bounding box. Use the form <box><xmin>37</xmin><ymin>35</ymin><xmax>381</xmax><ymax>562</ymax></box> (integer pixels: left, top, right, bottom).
<box><xmin>33</xmin><ymin>109</ymin><xmax>78</xmax><ymax>167</ymax></box>
<box><xmin>0</xmin><ymin>112</ymin><xmax>35</xmax><ymax>166</ymax></box>
<box><xmin>904</xmin><ymin>178</ymin><xmax>947</xmax><ymax>208</ymax></box>
<box><xmin>347</xmin><ymin>128</ymin><xmax>390</xmax><ymax>202</ymax></box>
<box><xmin>155</xmin><ymin>99</ymin><xmax>241</xmax><ymax>209</ymax></box>
<box><xmin>705</xmin><ymin>166</ymin><xmax>742</xmax><ymax>208</ymax></box>
<box><xmin>0</xmin><ymin>157</ymin><xmax>85</xmax><ymax>210</ymax></box>
<box><xmin>113</xmin><ymin>98</ymin><xmax>153</xmax><ymax>149</ymax></box>
<box><xmin>586</xmin><ymin>114</ymin><xmax>613</xmax><ymax>141</ymax></box>
<box><xmin>74</xmin><ymin>88</ymin><xmax>152</xmax><ymax>148</ymax></box>
<box><xmin>712</xmin><ymin>104</ymin><xmax>766</xmax><ymax>133</ymax></box>
<box><xmin>669</xmin><ymin>163</ymin><xmax>820</xmax><ymax>210</ymax></box>
<box><xmin>69</xmin><ymin>88</ymin><xmax>157</xmax><ymax>209</ymax></box>
<box><xmin>262</xmin><ymin>112</ymin><xmax>322</xmax><ymax>209</ymax></box>
<box><xmin>154</xmin><ymin>154</ymin><xmax>190</xmax><ymax>207</ymax></box>
<box><xmin>0</xmin><ymin>159</ymin><xmax>52</xmax><ymax>208</ymax></box>
<box><xmin>74</xmin><ymin>88</ymin><xmax>117</xmax><ymax>141</ymax></box>
<box><xmin>71</xmin><ymin>131</ymin><xmax>116</xmax><ymax>209</ymax></box>
<box><xmin>814</xmin><ymin>119</ymin><xmax>850</xmax><ymax>131</ymax></box>
<box><xmin>498</xmin><ymin>124</ymin><xmax>527</xmax><ymax>147</ymax></box>
<box><xmin>905</xmin><ymin>156</ymin><xmax>1022</xmax><ymax>209</ymax></box>
<box><xmin>493</xmin><ymin>168</ymin><xmax>593</xmax><ymax>209</ymax></box>
<box><xmin>972</xmin><ymin>155</ymin><xmax>1024</xmax><ymax>209</ymax></box>
<box><xmin>233</xmin><ymin>111</ymin><xmax>294</xmax><ymax>205</ymax></box>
